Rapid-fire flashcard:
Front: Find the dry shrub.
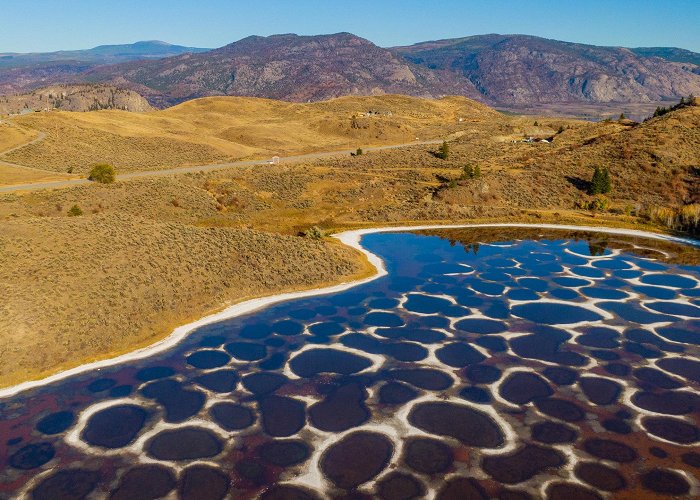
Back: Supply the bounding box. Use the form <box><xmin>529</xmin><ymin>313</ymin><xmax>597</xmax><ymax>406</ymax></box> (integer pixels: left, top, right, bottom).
<box><xmin>646</xmin><ymin>204</ymin><xmax>700</xmax><ymax>235</ymax></box>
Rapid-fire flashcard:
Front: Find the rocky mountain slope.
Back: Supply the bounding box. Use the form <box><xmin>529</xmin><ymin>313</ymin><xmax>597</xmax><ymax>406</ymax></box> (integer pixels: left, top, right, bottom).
<box><xmin>630</xmin><ymin>47</ymin><xmax>700</xmax><ymax>70</ymax></box>
<box><xmin>1</xmin><ymin>34</ymin><xmax>699</xmax><ymax>111</ymax></box>
<box><xmin>393</xmin><ymin>34</ymin><xmax>700</xmax><ymax>106</ymax></box>
<box><xmin>81</xmin><ymin>33</ymin><xmax>479</xmax><ymax>107</ymax></box>
<box><xmin>0</xmin><ymin>84</ymin><xmax>153</xmax><ymax>114</ymax></box>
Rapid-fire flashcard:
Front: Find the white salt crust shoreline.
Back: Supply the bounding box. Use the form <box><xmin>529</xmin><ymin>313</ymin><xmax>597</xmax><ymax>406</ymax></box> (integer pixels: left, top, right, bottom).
<box><xmin>1</xmin><ymin>223</ymin><xmax>698</xmax><ymax>400</ymax></box>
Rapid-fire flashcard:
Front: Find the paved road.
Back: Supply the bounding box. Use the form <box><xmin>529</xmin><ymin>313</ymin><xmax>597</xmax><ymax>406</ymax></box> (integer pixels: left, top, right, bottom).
<box><xmin>0</xmin><ymin>140</ymin><xmax>442</xmax><ymax>194</ymax></box>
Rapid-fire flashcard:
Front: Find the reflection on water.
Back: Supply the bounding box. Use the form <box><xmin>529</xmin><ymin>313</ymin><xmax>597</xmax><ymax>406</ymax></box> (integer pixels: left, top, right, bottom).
<box><xmin>1</xmin><ymin>229</ymin><xmax>700</xmax><ymax>499</ymax></box>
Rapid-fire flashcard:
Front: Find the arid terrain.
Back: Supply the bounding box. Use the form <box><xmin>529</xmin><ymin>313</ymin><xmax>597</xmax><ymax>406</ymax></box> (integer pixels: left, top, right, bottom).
<box><xmin>2</xmin><ymin>34</ymin><xmax>699</xmax><ymax>118</ymax></box>
<box><xmin>1</xmin><ymin>94</ymin><xmax>495</xmax><ymax>174</ymax></box>
<box><xmin>0</xmin><ymin>94</ymin><xmax>698</xmax><ymax>387</ymax></box>
<box><xmin>0</xmin><ymin>84</ymin><xmax>152</xmax><ymax>115</ymax></box>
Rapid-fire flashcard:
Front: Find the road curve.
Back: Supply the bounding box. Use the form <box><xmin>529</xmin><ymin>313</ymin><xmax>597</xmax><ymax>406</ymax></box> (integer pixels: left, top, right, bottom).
<box><xmin>0</xmin><ymin>140</ymin><xmax>443</xmax><ymax>194</ymax></box>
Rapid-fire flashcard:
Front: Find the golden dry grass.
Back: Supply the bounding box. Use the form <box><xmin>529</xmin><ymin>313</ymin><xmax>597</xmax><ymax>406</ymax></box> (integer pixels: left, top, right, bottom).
<box><xmin>0</xmin><ymin>121</ymin><xmax>38</xmax><ymax>152</ymax></box>
<box><xmin>0</xmin><ymin>162</ymin><xmax>73</xmax><ymax>186</ymax></box>
<box><xmin>0</xmin><ymin>213</ymin><xmax>370</xmax><ymax>387</ymax></box>
<box><xmin>2</xmin><ymin>94</ymin><xmax>498</xmax><ymax>175</ymax></box>
<box><xmin>1</xmin><ymin>97</ymin><xmax>697</xmax><ymax>387</ymax></box>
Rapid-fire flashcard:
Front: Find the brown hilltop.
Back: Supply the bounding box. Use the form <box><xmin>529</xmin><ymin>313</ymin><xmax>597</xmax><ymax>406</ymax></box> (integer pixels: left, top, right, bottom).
<box><xmin>2</xmin><ymin>94</ymin><xmax>495</xmax><ymax>173</ymax></box>
<box><xmin>436</xmin><ymin>98</ymin><xmax>700</xmax><ymax>212</ymax></box>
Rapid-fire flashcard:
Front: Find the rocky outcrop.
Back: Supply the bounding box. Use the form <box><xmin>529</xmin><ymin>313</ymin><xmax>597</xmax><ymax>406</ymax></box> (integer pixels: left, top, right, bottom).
<box><xmin>0</xmin><ymin>85</ymin><xmax>153</xmax><ymax>114</ymax></box>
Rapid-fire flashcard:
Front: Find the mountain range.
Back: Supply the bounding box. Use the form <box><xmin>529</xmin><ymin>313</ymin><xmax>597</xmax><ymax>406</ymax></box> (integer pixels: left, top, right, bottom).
<box><xmin>0</xmin><ymin>41</ymin><xmax>208</xmax><ymax>68</ymax></box>
<box><xmin>1</xmin><ymin>34</ymin><xmax>699</xmax><ymax>112</ymax></box>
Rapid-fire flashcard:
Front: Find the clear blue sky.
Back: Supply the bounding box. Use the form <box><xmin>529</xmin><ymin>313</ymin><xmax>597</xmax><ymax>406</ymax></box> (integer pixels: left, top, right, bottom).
<box><xmin>2</xmin><ymin>0</ymin><xmax>699</xmax><ymax>53</ymax></box>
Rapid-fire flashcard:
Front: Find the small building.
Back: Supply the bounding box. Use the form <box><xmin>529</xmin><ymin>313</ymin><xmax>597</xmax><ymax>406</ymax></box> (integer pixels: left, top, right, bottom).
<box><xmin>270</xmin><ymin>156</ymin><xmax>280</xmax><ymax>165</ymax></box>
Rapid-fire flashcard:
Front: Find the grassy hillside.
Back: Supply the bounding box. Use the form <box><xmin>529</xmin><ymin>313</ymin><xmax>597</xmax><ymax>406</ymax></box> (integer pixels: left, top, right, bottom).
<box><xmin>1</xmin><ymin>94</ymin><xmax>497</xmax><ymax>174</ymax></box>
<box><xmin>1</xmin><ymin>95</ymin><xmax>698</xmax><ymax>386</ymax></box>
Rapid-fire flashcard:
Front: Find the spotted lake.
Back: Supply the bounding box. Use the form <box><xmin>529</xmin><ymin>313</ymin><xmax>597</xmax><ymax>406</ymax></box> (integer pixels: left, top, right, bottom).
<box><xmin>2</xmin><ymin>227</ymin><xmax>700</xmax><ymax>499</ymax></box>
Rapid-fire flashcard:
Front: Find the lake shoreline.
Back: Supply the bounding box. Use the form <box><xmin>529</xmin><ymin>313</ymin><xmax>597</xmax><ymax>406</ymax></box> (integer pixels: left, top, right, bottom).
<box><xmin>1</xmin><ymin>222</ymin><xmax>697</xmax><ymax>400</ymax></box>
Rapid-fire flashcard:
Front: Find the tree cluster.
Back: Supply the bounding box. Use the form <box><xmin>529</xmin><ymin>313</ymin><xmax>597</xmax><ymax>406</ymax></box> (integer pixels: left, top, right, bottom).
<box><xmin>651</xmin><ymin>95</ymin><xmax>695</xmax><ymax>119</ymax></box>
<box><xmin>435</xmin><ymin>141</ymin><xmax>450</xmax><ymax>160</ymax></box>
<box><xmin>461</xmin><ymin>164</ymin><xmax>481</xmax><ymax>180</ymax></box>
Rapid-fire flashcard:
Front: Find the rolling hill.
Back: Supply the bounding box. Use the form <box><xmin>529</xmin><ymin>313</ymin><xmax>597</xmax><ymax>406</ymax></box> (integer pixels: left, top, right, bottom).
<box><xmin>2</xmin><ymin>94</ymin><xmax>496</xmax><ymax>173</ymax></box>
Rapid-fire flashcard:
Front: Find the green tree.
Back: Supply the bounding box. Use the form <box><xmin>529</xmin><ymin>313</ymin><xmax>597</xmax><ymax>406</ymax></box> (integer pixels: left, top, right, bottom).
<box><xmin>619</xmin><ymin>112</ymin><xmax>626</xmax><ymax>120</ymax></box>
<box><xmin>88</xmin><ymin>163</ymin><xmax>116</xmax><ymax>184</ymax></box>
<box><xmin>355</xmin><ymin>148</ymin><xmax>363</xmax><ymax>156</ymax></box>
<box><xmin>601</xmin><ymin>167</ymin><xmax>612</xmax><ymax>194</ymax></box>
<box><xmin>589</xmin><ymin>166</ymin><xmax>604</xmax><ymax>195</ymax></box>
<box><xmin>437</xmin><ymin>141</ymin><xmax>450</xmax><ymax>160</ymax></box>
<box><xmin>67</xmin><ymin>204</ymin><xmax>83</xmax><ymax>216</ymax></box>
<box><xmin>462</xmin><ymin>164</ymin><xmax>481</xmax><ymax>179</ymax></box>
<box><xmin>589</xmin><ymin>166</ymin><xmax>612</xmax><ymax>195</ymax></box>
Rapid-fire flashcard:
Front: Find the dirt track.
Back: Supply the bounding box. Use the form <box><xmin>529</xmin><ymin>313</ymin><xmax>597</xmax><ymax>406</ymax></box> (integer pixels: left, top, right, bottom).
<box><xmin>0</xmin><ymin>140</ymin><xmax>441</xmax><ymax>193</ymax></box>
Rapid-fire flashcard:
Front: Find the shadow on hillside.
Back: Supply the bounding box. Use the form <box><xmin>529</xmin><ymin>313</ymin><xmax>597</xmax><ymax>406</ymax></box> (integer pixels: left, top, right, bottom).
<box><xmin>565</xmin><ymin>176</ymin><xmax>590</xmax><ymax>193</ymax></box>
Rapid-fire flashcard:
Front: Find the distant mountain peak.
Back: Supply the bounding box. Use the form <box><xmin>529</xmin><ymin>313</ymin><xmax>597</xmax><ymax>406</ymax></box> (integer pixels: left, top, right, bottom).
<box><xmin>1</xmin><ymin>32</ymin><xmax>698</xmax><ymax>111</ymax></box>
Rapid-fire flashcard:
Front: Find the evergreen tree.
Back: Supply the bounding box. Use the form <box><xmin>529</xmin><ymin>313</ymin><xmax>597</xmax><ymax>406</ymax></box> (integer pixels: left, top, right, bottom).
<box><xmin>461</xmin><ymin>164</ymin><xmax>482</xmax><ymax>180</ymax></box>
<box><xmin>589</xmin><ymin>166</ymin><xmax>604</xmax><ymax>195</ymax></box>
<box><xmin>437</xmin><ymin>141</ymin><xmax>450</xmax><ymax>160</ymax></box>
<box><xmin>619</xmin><ymin>112</ymin><xmax>625</xmax><ymax>120</ymax></box>
<box><xmin>601</xmin><ymin>167</ymin><xmax>612</xmax><ymax>194</ymax></box>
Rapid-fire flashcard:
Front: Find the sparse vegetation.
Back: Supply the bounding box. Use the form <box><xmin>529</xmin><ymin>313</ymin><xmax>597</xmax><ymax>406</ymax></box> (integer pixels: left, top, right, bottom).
<box><xmin>435</xmin><ymin>140</ymin><xmax>450</xmax><ymax>160</ymax></box>
<box><xmin>650</xmin><ymin>94</ymin><xmax>696</xmax><ymax>119</ymax></box>
<box><xmin>586</xmin><ymin>194</ymin><xmax>610</xmax><ymax>212</ymax></box>
<box><xmin>88</xmin><ymin>163</ymin><xmax>116</xmax><ymax>184</ymax></box>
<box><xmin>1</xmin><ymin>92</ymin><xmax>699</xmax><ymax>388</ymax></box>
<box><xmin>303</xmin><ymin>226</ymin><xmax>324</xmax><ymax>239</ymax></box>
<box><xmin>646</xmin><ymin>204</ymin><xmax>700</xmax><ymax>235</ymax></box>
<box><xmin>3</xmin><ymin>95</ymin><xmax>496</xmax><ymax>174</ymax></box>
<box><xmin>67</xmin><ymin>204</ymin><xmax>83</xmax><ymax>216</ymax></box>
<box><xmin>461</xmin><ymin>164</ymin><xmax>481</xmax><ymax>180</ymax></box>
